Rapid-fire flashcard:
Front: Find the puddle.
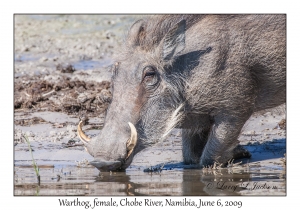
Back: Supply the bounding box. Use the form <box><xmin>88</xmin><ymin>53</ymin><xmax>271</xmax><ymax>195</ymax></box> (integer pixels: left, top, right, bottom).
<box><xmin>15</xmin><ymin>54</ymin><xmax>41</xmax><ymax>63</ymax></box>
<box><xmin>14</xmin><ymin>165</ymin><xmax>285</xmax><ymax>196</ymax></box>
<box><xmin>73</xmin><ymin>59</ymin><xmax>113</xmax><ymax>70</ymax></box>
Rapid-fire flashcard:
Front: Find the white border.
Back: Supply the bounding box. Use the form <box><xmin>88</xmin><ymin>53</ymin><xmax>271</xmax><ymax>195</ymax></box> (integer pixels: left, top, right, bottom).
<box><xmin>4</xmin><ymin>0</ymin><xmax>299</xmax><ymax>209</ymax></box>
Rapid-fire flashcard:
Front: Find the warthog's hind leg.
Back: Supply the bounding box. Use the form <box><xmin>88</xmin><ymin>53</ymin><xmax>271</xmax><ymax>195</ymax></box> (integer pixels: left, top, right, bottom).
<box><xmin>232</xmin><ymin>145</ymin><xmax>251</xmax><ymax>160</ymax></box>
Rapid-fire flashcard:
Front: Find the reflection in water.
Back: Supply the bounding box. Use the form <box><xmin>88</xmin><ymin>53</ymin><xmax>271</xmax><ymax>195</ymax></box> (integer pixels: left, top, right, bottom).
<box><xmin>14</xmin><ymin>164</ymin><xmax>286</xmax><ymax>196</ymax></box>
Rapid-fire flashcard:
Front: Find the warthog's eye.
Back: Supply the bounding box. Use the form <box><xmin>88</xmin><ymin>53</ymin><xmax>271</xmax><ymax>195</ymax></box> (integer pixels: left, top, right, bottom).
<box><xmin>144</xmin><ymin>70</ymin><xmax>156</xmax><ymax>77</ymax></box>
<box><xmin>143</xmin><ymin>66</ymin><xmax>158</xmax><ymax>86</ymax></box>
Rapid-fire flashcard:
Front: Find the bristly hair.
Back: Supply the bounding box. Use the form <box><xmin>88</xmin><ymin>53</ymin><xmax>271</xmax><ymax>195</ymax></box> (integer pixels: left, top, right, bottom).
<box><xmin>137</xmin><ymin>15</ymin><xmax>205</xmax><ymax>51</ymax></box>
<box><xmin>115</xmin><ymin>15</ymin><xmax>206</xmax><ymax>61</ymax></box>
<box><xmin>137</xmin><ymin>72</ymin><xmax>186</xmax><ymax>148</ymax></box>
<box><xmin>140</xmin><ymin>15</ymin><xmax>204</xmax><ymax>51</ymax></box>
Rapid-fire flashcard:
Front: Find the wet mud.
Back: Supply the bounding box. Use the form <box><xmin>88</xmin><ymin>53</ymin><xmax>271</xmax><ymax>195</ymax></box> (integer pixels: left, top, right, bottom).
<box><xmin>14</xmin><ymin>73</ymin><xmax>111</xmax><ymax>118</ymax></box>
<box><xmin>14</xmin><ymin>15</ymin><xmax>286</xmax><ymax>196</ymax></box>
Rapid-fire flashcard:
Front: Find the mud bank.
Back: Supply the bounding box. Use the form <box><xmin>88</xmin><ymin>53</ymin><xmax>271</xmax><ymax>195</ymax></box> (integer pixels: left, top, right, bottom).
<box><xmin>14</xmin><ymin>72</ymin><xmax>111</xmax><ymax>117</ymax></box>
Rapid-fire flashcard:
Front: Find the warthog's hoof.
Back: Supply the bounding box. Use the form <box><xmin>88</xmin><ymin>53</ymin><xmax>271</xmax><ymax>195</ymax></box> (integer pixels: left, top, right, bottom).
<box><xmin>199</xmin><ymin>145</ymin><xmax>251</xmax><ymax>168</ymax></box>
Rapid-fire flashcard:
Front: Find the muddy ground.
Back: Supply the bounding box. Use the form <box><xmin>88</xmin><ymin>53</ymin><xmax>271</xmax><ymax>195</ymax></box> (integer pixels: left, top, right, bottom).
<box><xmin>14</xmin><ymin>15</ymin><xmax>286</xmax><ymax>183</ymax></box>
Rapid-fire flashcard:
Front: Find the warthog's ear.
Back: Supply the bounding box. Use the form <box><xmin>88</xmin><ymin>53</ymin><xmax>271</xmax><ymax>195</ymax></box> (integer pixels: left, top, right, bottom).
<box><xmin>127</xmin><ymin>19</ymin><xmax>146</xmax><ymax>47</ymax></box>
<box><xmin>161</xmin><ymin>19</ymin><xmax>186</xmax><ymax>62</ymax></box>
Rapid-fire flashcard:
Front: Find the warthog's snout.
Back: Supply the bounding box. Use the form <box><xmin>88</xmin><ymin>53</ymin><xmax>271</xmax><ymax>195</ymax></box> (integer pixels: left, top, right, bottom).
<box><xmin>77</xmin><ymin>121</ymin><xmax>138</xmax><ymax>171</ymax></box>
<box><xmin>89</xmin><ymin>159</ymin><xmax>122</xmax><ymax>171</ymax></box>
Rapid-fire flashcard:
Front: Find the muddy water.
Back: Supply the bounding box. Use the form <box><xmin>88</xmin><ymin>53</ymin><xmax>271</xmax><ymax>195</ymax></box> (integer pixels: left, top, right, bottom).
<box><xmin>14</xmin><ymin>164</ymin><xmax>285</xmax><ymax>196</ymax></box>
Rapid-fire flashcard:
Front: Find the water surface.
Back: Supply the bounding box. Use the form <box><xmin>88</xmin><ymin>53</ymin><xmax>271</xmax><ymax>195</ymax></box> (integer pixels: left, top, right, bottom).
<box><xmin>14</xmin><ymin>164</ymin><xmax>285</xmax><ymax>196</ymax></box>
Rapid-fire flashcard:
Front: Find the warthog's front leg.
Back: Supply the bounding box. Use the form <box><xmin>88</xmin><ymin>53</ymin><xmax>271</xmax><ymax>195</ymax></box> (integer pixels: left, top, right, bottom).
<box><xmin>182</xmin><ymin>127</ymin><xmax>210</xmax><ymax>165</ymax></box>
<box><xmin>199</xmin><ymin>114</ymin><xmax>250</xmax><ymax>167</ymax></box>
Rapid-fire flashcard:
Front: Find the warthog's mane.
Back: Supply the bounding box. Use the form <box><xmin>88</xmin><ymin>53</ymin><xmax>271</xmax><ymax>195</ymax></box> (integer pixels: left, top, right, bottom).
<box><xmin>115</xmin><ymin>15</ymin><xmax>206</xmax><ymax>61</ymax></box>
<box><xmin>134</xmin><ymin>15</ymin><xmax>204</xmax><ymax>50</ymax></box>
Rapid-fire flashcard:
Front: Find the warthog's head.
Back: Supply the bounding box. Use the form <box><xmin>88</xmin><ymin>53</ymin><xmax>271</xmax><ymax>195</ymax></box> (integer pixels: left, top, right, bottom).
<box><xmin>78</xmin><ymin>17</ymin><xmax>203</xmax><ymax>171</ymax></box>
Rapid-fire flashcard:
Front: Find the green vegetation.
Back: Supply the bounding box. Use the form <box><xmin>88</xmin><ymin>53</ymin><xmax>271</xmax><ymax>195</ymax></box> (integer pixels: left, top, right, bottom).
<box><xmin>23</xmin><ymin>134</ymin><xmax>40</xmax><ymax>185</ymax></box>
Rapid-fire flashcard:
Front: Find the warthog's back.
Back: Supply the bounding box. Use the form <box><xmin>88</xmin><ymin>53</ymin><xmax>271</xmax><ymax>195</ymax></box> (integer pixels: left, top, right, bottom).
<box><xmin>182</xmin><ymin>15</ymin><xmax>286</xmax><ymax>114</ymax></box>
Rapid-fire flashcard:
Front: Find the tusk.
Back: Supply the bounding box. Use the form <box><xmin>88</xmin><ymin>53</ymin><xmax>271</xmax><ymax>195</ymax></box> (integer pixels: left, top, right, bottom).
<box><xmin>77</xmin><ymin>120</ymin><xmax>90</xmax><ymax>145</ymax></box>
<box><xmin>127</xmin><ymin>122</ymin><xmax>137</xmax><ymax>147</ymax></box>
<box><xmin>126</xmin><ymin>122</ymin><xmax>137</xmax><ymax>159</ymax></box>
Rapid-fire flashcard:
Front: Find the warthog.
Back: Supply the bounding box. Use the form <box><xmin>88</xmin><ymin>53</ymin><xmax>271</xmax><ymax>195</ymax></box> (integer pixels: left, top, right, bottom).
<box><xmin>78</xmin><ymin>15</ymin><xmax>286</xmax><ymax>171</ymax></box>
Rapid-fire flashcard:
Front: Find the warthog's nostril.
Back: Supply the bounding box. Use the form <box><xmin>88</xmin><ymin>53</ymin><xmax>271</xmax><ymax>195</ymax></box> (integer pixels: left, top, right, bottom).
<box><xmin>89</xmin><ymin>160</ymin><xmax>122</xmax><ymax>171</ymax></box>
